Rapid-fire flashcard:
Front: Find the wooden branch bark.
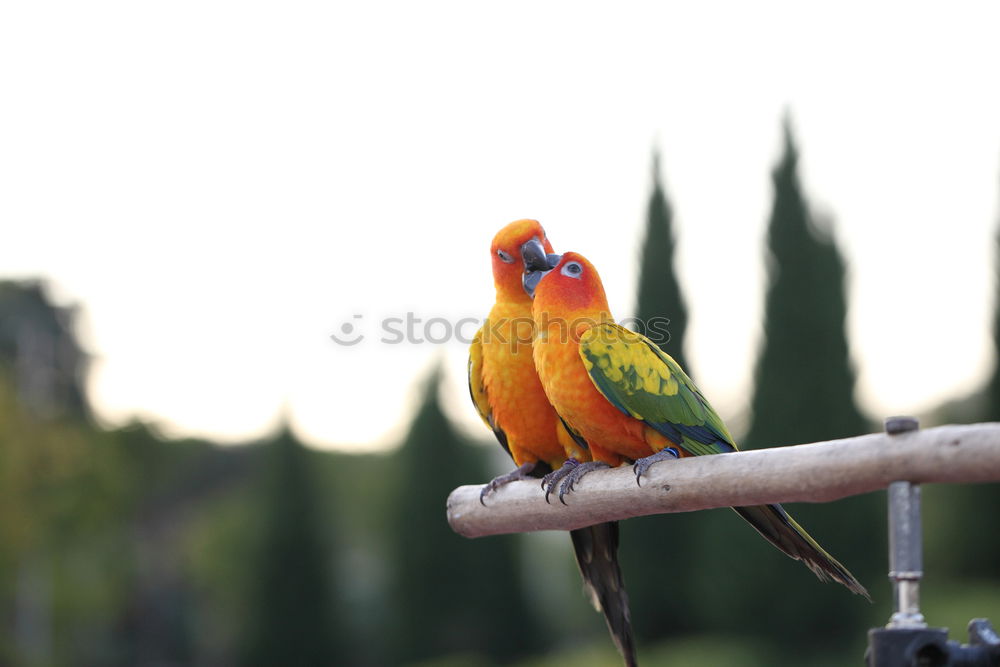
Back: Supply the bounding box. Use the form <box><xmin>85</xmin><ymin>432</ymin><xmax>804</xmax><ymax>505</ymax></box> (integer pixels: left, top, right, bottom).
<box><xmin>447</xmin><ymin>423</ymin><xmax>1000</xmax><ymax>539</ymax></box>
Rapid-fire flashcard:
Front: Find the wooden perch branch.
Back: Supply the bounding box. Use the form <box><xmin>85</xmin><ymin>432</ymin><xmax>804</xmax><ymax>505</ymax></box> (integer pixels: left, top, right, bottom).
<box><xmin>447</xmin><ymin>423</ymin><xmax>1000</xmax><ymax>539</ymax></box>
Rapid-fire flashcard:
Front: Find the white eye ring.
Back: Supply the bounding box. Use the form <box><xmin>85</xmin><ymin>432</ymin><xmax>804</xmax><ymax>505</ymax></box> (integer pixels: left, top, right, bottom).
<box><xmin>561</xmin><ymin>261</ymin><xmax>583</xmax><ymax>278</ymax></box>
<box><xmin>496</xmin><ymin>249</ymin><xmax>514</xmax><ymax>264</ymax></box>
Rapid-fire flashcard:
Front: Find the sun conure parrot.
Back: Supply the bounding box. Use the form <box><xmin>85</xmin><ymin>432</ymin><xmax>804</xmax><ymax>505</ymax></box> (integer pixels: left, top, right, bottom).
<box><xmin>527</xmin><ymin>250</ymin><xmax>870</xmax><ymax>599</ymax></box>
<box><xmin>469</xmin><ymin>219</ymin><xmax>638</xmax><ymax>666</ymax></box>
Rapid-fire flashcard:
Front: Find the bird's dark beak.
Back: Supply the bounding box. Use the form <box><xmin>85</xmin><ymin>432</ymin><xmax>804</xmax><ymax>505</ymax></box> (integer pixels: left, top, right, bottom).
<box><xmin>521</xmin><ymin>238</ymin><xmax>561</xmax><ymax>298</ymax></box>
<box><xmin>521</xmin><ymin>238</ymin><xmax>556</xmax><ymax>272</ymax></box>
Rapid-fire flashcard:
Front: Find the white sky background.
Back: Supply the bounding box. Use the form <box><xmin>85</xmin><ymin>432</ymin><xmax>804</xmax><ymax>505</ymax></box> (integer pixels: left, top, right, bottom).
<box><xmin>2</xmin><ymin>1</ymin><xmax>999</xmax><ymax>451</ymax></box>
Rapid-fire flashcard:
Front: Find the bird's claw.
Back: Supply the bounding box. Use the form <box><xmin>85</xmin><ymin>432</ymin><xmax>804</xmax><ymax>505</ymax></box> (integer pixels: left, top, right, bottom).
<box><xmin>479</xmin><ymin>480</ymin><xmax>500</xmax><ymax>505</ymax></box>
<box><xmin>541</xmin><ymin>459</ymin><xmax>579</xmax><ymax>504</ymax></box>
<box><xmin>632</xmin><ymin>447</ymin><xmax>679</xmax><ymax>486</ymax></box>
<box><xmin>551</xmin><ymin>460</ymin><xmax>610</xmax><ymax>504</ymax></box>
<box><xmin>480</xmin><ymin>462</ymin><xmax>536</xmax><ymax>505</ymax></box>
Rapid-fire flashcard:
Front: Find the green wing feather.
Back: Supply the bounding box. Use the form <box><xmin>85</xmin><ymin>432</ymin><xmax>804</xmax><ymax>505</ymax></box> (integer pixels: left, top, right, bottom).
<box><xmin>577</xmin><ymin>322</ymin><xmax>870</xmax><ymax>599</ymax></box>
<box><xmin>578</xmin><ymin>322</ymin><xmax>735</xmax><ymax>456</ymax></box>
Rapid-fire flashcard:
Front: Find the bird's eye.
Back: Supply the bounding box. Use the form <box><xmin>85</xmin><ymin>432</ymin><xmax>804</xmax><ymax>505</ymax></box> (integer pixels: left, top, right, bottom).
<box><xmin>561</xmin><ymin>261</ymin><xmax>583</xmax><ymax>278</ymax></box>
<box><xmin>496</xmin><ymin>249</ymin><xmax>514</xmax><ymax>264</ymax></box>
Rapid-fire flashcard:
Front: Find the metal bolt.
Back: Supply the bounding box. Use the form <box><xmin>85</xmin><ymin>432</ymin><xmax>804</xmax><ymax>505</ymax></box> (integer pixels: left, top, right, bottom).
<box><xmin>885</xmin><ymin>415</ymin><xmax>919</xmax><ymax>435</ymax></box>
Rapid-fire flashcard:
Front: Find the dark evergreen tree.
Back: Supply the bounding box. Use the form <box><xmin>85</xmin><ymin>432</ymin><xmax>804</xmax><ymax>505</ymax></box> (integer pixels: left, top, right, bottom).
<box><xmin>387</xmin><ymin>366</ymin><xmax>541</xmax><ymax>664</ymax></box>
<box><xmin>702</xmin><ymin>118</ymin><xmax>881</xmax><ymax>660</ymax></box>
<box><xmin>634</xmin><ymin>152</ymin><xmax>689</xmax><ymax>371</ymax></box>
<box><xmin>0</xmin><ymin>280</ymin><xmax>88</xmax><ymax>418</ymax></box>
<box><xmin>943</xmin><ymin>178</ymin><xmax>1000</xmax><ymax>576</ymax></box>
<box><xmin>986</xmin><ymin>205</ymin><xmax>1000</xmax><ymax>421</ymax></box>
<box><xmin>745</xmin><ymin>121</ymin><xmax>869</xmax><ymax>448</ymax></box>
<box><xmin>240</xmin><ymin>427</ymin><xmax>340</xmax><ymax>666</ymax></box>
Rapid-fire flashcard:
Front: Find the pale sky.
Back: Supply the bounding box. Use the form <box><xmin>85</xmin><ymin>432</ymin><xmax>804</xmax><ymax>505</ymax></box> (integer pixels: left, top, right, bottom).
<box><xmin>2</xmin><ymin>1</ymin><xmax>999</xmax><ymax>451</ymax></box>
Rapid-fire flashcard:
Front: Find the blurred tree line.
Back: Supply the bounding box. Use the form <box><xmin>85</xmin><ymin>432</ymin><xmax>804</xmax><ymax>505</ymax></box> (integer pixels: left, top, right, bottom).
<box><xmin>1</xmin><ymin>118</ymin><xmax>999</xmax><ymax>666</ymax></box>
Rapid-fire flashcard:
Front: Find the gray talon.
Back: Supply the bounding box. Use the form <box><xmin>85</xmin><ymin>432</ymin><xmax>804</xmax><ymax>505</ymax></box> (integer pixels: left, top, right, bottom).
<box><xmin>480</xmin><ymin>461</ymin><xmax>537</xmax><ymax>505</ymax></box>
<box><xmin>541</xmin><ymin>458</ymin><xmax>579</xmax><ymax>504</ymax></box>
<box><xmin>633</xmin><ymin>447</ymin><xmax>680</xmax><ymax>486</ymax></box>
<box><xmin>557</xmin><ymin>461</ymin><xmax>611</xmax><ymax>503</ymax></box>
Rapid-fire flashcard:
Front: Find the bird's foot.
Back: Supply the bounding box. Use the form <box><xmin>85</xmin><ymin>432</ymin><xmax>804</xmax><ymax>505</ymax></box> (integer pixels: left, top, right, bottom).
<box><xmin>542</xmin><ymin>459</ymin><xmax>610</xmax><ymax>505</ymax></box>
<box><xmin>480</xmin><ymin>462</ymin><xmax>537</xmax><ymax>505</ymax></box>
<box><xmin>632</xmin><ymin>447</ymin><xmax>679</xmax><ymax>486</ymax></box>
<box><xmin>556</xmin><ymin>461</ymin><xmax>610</xmax><ymax>504</ymax></box>
<box><xmin>541</xmin><ymin>459</ymin><xmax>579</xmax><ymax>504</ymax></box>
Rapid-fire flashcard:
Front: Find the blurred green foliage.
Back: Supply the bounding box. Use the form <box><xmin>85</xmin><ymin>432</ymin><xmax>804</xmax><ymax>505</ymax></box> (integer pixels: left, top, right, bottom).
<box><xmin>0</xmin><ymin>126</ymin><xmax>998</xmax><ymax>666</ymax></box>
<box><xmin>386</xmin><ymin>368</ymin><xmax>541</xmax><ymax>665</ymax></box>
<box><xmin>240</xmin><ymin>428</ymin><xmax>341</xmax><ymax>665</ymax></box>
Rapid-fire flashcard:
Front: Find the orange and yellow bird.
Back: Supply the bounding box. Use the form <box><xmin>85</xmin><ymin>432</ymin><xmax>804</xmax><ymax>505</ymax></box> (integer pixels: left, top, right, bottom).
<box><xmin>528</xmin><ymin>251</ymin><xmax>870</xmax><ymax>598</ymax></box>
<box><xmin>469</xmin><ymin>220</ymin><xmax>638</xmax><ymax>666</ymax></box>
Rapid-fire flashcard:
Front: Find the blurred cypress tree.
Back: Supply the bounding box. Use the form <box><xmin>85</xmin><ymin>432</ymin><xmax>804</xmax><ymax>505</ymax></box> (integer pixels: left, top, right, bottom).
<box><xmin>0</xmin><ymin>280</ymin><xmax>88</xmax><ymax>419</ymax></box>
<box><xmin>744</xmin><ymin>121</ymin><xmax>869</xmax><ymax>449</ymax></box>
<box><xmin>387</xmin><ymin>366</ymin><xmax>542</xmax><ymax>664</ymax></box>
<box><xmin>240</xmin><ymin>427</ymin><xmax>340</xmax><ymax>666</ymax></box>
<box><xmin>620</xmin><ymin>150</ymin><xmax>702</xmax><ymax>643</ymax></box>
<box><xmin>634</xmin><ymin>151</ymin><xmax>689</xmax><ymax>370</ymax></box>
<box><xmin>984</xmin><ymin>203</ymin><xmax>1000</xmax><ymax>421</ymax></box>
<box><xmin>974</xmin><ymin>183</ymin><xmax>1000</xmax><ymax>566</ymax></box>
<box><xmin>700</xmin><ymin>118</ymin><xmax>881</xmax><ymax>659</ymax></box>
<box><xmin>945</xmin><ymin>181</ymin><xmax>1000</xmax><ymax>575</ymax></box>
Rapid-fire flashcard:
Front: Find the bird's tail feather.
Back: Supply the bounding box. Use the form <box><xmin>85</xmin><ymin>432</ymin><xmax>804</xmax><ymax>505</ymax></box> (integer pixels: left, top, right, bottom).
<box><xmin>569</xmin><ymin>521</ymin><xmax>638</xmax><ymax>667</ymax></box>
<box><xmin>733</xmin><ymin>504</ymin><xmax>870</xmax><ymax>600</ymax></box>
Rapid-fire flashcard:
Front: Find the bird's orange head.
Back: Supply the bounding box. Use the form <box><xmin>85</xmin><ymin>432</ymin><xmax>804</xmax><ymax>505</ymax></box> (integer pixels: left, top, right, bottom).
<box><xmin>531</xmin><ymin>251</ymin><xmax>612</xmax><ymax>322</ymax></box>
<box><xmin>490</xmin><ymin>219</ymin><xmax>559</xmax><ymax>300</ymax></box>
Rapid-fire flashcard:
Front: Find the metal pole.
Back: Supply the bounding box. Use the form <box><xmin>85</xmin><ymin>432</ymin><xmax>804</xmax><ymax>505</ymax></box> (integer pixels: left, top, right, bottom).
<box><xmin>862</xmin><ymin>417</ymin><xmax>1000</xmax><ymax>665</ymax></box>
<box><xmin>884</xmin><ymin>416</ymin><xmax>926</xmax><ymax>629</ymax></box>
